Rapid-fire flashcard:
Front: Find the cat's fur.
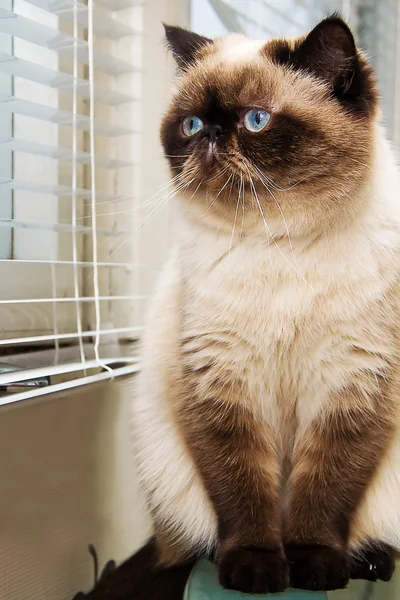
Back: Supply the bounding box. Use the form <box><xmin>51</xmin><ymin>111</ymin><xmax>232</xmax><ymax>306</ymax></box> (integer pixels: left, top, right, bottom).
<box><xmin>131</xmin><ymin>15</ymin><xmax>400</xmax><ymax>596</ymax></box>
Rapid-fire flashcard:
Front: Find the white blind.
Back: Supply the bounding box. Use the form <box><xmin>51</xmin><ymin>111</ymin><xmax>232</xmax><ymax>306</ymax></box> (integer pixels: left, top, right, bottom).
<box><xmin>0</xmin><ymin>0</ymin><xmax>146</xmax><ymax>403</ymax></box>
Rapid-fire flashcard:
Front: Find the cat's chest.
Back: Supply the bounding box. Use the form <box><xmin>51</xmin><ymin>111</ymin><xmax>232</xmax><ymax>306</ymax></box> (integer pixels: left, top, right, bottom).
<box><xmin>185</xmin><ymin>240</ymin><xmax>328</xmax><ymax>347</ymax></box>
<box><xmin>182</xmin><ymin>232</ymin><xmax>387</xmax><ymax>390</ymax></box>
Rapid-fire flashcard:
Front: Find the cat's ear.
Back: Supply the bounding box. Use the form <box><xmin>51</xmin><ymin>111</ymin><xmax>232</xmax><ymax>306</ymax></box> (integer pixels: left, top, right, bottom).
<box><xmin>163</xmin><ymin>24</ymin><xmax>212</xmax><ymax>70</ymax></box>
<box><xmin>292</xmin><ymin>15</ymin><xmax>360</xmax><ymax>98</ymax></box>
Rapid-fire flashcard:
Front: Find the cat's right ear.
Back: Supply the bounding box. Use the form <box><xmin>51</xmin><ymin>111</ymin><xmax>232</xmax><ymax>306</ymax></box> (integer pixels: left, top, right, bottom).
<box><xmin>163</xmin><ymin>24</ymin><xmax>212</xmax><ymax>70</ymax></box>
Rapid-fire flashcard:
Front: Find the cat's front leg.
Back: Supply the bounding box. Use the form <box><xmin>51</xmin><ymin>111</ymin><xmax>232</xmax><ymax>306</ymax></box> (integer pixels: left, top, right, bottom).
<box><xmin>177</xmin><ymin>364</ymin><xmax>288</xmax><ymax>594</ymax></box>
<box><xmin>285</xmin><ymin>381</ymin><xmax>394</xmax><ymax>591</ymax></box>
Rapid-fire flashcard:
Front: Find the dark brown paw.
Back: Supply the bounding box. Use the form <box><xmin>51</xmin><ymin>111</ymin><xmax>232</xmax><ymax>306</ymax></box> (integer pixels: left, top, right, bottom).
<box><xmin>350</xmin><ymin>543</ymin><xmax>395</xmax><ymax>582</ymax></box>
<box><xmin>218</xmin><ymin>547</ymin><xmax>289</xmax><ymax>594</ymax></box>
<box><xmin>286</xmin><ymin>545</ymin><xmax>349</xmax><ymax>591</ymax></box>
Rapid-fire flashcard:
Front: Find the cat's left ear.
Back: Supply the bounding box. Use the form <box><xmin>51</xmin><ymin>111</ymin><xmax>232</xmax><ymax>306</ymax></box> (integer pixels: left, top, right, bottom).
<box><xmin>291</xmin><ymin>15</ymin><xmax>362</xmax><ymax>99</ymax></box>
<box><xmin>163</xmin><ymin>24</ymin><xmax>212</xmax><ymax>70</ymax></box>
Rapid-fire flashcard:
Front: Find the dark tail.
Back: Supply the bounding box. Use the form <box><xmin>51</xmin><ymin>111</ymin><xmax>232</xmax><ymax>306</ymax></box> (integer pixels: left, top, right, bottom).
<box><xmin>73</xmin><ymin>538</ymin><xmax>195</xmax><ymax>600</ymax></box>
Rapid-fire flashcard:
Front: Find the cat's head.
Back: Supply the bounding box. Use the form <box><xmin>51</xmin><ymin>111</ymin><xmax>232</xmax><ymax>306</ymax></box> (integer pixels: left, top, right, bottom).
<box><xmin>160</xmin><ymin>16</ymin><xmax>378</xmax><ymax>234</ymax></box>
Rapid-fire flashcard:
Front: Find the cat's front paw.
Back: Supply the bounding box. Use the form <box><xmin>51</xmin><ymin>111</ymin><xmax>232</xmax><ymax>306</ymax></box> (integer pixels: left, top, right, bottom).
<box><xmin>218</xmin><ymin>547</ymin><xmax>288</xmax><ymax>594</ymax></box>
<box><xmin>350</xmin><ymin>543</ymin><xmax>395</xmax><ymax>582</ymax></box>
<box><xmin>286</xmin><ymin>545</ymin><xmax>349</xmax><ymax>590</ymax></box>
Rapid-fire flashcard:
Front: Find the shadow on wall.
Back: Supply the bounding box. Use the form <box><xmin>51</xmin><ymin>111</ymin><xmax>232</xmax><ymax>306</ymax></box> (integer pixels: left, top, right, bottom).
<box><xmin>0</xmin><ymin>379</ymin><xmax>151</xmax><ymax>600</ymax></box>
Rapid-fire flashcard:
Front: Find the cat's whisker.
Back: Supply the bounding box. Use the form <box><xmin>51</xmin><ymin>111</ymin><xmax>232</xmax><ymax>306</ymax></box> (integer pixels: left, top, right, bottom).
<box><xmin>226</xmin><ymin>172</ymin><xmax>234</xmax><ymax>205</ymax></box>
<box><xmin>246</xmin><ymin>166</ymin><xmax>309</xmax><ymax>286</ymax></box>
<box><xmin>254</xmin><ymin>164</ymin><xmax>313</xmax><ymax>192</ymax></box>
<box><xmin>185</xmin><ymin>177</ymin><xmax>204</xmax><ymax>207</ymax></box>
<box><xmin>200</xmin><ymin>172</ymin><xmax>233</xmax><ymax>217</ymax></box>
<box><xmin>115</xmin><ymin>171</ymin><xmax>192</xmax><ymax>210</ymax></box>
<box><xmin>227</xmin><ymin>182</ymin><xmax>241</xmax><ymax>259</ymax></box>
<box><xmin>136</xmin><ymin>173</ymin><xmax>198</xmax><ymax>230</ymax></box>
<box><xmin>97</xmin><ymin>186</ymin><xmax>191</xmax><ymax>266</ymax></box>
<box><xmin>121</xmin><ymin>170</ymin><xmax>188</xmax><ymax>199</ymax></box>
<box><xmin>203</xmin><ymin>165</ymin><xmax>230</xmax><ymax>185</ymax></box>
<box><xmin>88</xmin><ymin>174</ymin><xmax>196</xmax><ymax>280</ymax></box>
<box><xmin>76</xmin><ymin>172</ymin><xmax>187</xmax><ymax>212</ymax></box>
<box><xmin>239</xmin><ymin>174</ymin><xmax>245</xmax><ymax>240</ymax></box>
<box><xmin>254</xmin><ymin>170</ymin><xmax>298</xmax><ymax>268</ymax></box>
<box><xmin>93</xmin><ymin>195</ymin><xmax>174</xmax><ymax>264</ymax></box>
<box><xmin>250</xmin><ymin>166</ymin><xmax>283</xmax><ymax>192</ymax></box>
<box><xmin>254</xmin><ymin>168</ymin><xmax>290</xmax><ymax>192</ymax></box>
<box><xmin>70</xmin><ymin>193</ymin><xmax>180</xmax><ymax>223</ymax></box>
<box><xmin>93</xmin><ymin>170</ymin><xmax>198</xmax><ymax>236</ymax></box>
<box><xmin>214</xmin><ymin>170</ymin><xmax>233</xmax><ymax>195</ymax></box>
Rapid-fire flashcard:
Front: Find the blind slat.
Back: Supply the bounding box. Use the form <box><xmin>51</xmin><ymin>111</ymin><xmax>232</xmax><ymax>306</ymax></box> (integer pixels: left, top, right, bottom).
<box><xmin>0</xmin><ymin>94</ymin><xmax>134</xmax><ymax>136</ymax></box>
<box><xmin>0</xmin><ymin>327</ymin><xmax>141</xmax><ymax>346</ymax></box>
<box><xmin>0</xmin><ymin>357</ymin><xmax>138</xmax><ymax>386</ymax></box>
<box><xmin>25</xmin><ymin>0</ymin><xmax>140</xmax><ymax>38</ymax></box>
<box><xmin>0</xmin><ymin>363</ymin><xmax>140</xmax><ymax>407</ymax></box>
<box><xmin>0</xmin><ymin>259</ymin><xmax>134</xmax><ymax>268</ymax></box>
<box><xmin>0</xmin><ymin>219</ymin><xmax>117</xmax><ymax>235</ymax></box>
<box><xmin>0</xmin><ymin>8</ymin><xmax>135</xmax><ymax>74</ymax></box>
<box><xmin>0</xmin><ymin>296</ymin><xmax>145</xmax><ymax>304</ymax></box>
<box><xmin>0</xmin><ymin>53</ymin><xmax>136</xmax><ymax>105</ymax></box>
<box><xmin>0</xmin><ymin>177</ymin><xmax>117</xmax><ymax>201</ymax></box>
<box><xmin>0</xmin><ymin>138</ymin><xmax>133</xmax><ymax>168</ymax></box>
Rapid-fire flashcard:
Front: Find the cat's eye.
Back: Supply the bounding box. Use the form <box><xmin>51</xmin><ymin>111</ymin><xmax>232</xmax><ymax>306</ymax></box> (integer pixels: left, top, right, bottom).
<box><xmin>182</xmin><ymin>116</ymin><xmax>204</xmax><ymax>137</ymax></box>
<box><xmin>243</xmin><ymin>109</ymin><xmax>270</xmax><ymax>132</ymax></box>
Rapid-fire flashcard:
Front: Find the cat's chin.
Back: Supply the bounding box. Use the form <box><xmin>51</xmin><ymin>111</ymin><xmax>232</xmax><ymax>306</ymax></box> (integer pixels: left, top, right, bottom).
<box><xmin>197</xmin><ymin>161</ymin><xmax>232</xmax><ymax>186</ymax></box>
<box><xmin>181</xmin><ymin>171</ymin><xmax>234</xmax><ymax>202</ymax></box>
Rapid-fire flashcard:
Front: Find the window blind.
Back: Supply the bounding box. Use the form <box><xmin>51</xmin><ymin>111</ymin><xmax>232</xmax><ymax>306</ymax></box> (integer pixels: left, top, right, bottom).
<box><xmin>0</xmin><ymin>0</ymin><xmax>146</xmax><ymax>403</ymax></box>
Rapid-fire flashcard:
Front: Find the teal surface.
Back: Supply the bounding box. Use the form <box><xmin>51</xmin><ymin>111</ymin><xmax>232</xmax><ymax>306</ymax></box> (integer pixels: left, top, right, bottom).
<box><xmin>184</xmin><ymin>558</ymin><xmax>399</xmax><ymax>600</ymax></box>
<box><xmin>184</xmin><ymin>559</ymin><xmax>327</xmax><ymax>599</ymax></box>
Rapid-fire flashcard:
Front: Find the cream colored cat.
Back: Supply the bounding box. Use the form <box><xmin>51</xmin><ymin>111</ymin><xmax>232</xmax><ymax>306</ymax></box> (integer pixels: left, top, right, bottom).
<box><xmin>132</xmin><ymin>16</ymin><xmax>400</xmax><ymax>597</ymax></box>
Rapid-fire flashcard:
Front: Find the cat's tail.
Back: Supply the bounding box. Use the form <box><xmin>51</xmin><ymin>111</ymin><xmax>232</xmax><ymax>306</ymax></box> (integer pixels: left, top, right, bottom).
<box><xmin>73</xmin><ymin>537</ymin><xmax>195</xmax><ymax>600</ymax></box>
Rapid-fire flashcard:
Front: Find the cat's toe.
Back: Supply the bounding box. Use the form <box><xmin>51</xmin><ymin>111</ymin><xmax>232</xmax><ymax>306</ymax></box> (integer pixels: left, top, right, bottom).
<box><xmin>218</xmin><ymin>547</ymin><xmax>289</xmax><ymax>594</ymax></box>
<box><xmin>286</xmin><ymin>545</ymin><xmax>349</xmax><ymax>591</ymax></box>
<box><xmin>350</xmin><ymin>543</ymin><xmax>395</xmax><ymax>582</ymax></box>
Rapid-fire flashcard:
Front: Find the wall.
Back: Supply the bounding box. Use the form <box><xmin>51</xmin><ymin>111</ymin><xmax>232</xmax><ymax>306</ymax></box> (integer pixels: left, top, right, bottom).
<box><xmin>0</xmin><ymin>378</ymin><xmax>152</xmax><ymax>600</ymax></box>
<box><xmin>138</xmin><ymin>0</ymin><xmax>190</xmax><ymax>309</ymax></box>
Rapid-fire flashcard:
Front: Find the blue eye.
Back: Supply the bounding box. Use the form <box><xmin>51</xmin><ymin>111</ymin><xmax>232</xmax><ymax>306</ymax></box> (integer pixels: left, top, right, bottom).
<box><xmin>182</xmin><ymin>116</ymin><xmax>204</xmax><ymax>136</ymax></box>
<box><xmin>244</xmin><ymin>109</ymin><xmax>270</xmax><ymax>132</ymax></box>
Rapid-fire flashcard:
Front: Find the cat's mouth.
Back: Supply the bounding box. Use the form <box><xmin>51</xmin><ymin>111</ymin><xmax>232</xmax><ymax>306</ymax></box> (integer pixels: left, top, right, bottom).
<box><xmin>184</xmin><ymin>153</ymin><xmax>246</xmax><ymax>199</ymax></box>
<box><xmin>181</xmin><ymin>142</ymin><xmax>259</xmax><ymax>200</ymax></box>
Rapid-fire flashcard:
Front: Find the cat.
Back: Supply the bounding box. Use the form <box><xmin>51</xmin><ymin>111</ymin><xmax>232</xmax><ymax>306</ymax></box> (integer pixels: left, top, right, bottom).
<box><xmin>77</xmin><ymin>14</ymin><xmax>400</xmax><ymax>599</ymax></box>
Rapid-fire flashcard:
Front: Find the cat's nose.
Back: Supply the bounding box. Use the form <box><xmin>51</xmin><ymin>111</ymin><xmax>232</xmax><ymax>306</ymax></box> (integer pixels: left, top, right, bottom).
<box><xmin>204</xmin><ymin>124</ymin><xmax>223</xmax><ymax>143</ymax></box>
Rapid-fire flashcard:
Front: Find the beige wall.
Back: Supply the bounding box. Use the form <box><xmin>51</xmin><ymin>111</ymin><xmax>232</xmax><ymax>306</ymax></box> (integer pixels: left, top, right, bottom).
<box><xmin>395</xmin><ymin>1</ymin><xmax>400</xmax><ymax>151</ymax></box>
<box><xmin>138</xmin><ymin>0</ymin><xmax>190</xmax><ymax>309</ymax></box>
<box><xmin>0</xmin><ymin>379</ymin><xmax>151</xmax><ymax>600</ymax></box>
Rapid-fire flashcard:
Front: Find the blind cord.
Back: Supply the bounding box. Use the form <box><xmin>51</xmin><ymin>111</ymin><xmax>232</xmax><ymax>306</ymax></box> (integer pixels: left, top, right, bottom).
<box><xmin>50</xmin><ymin>261</ymin><xmax>60</xmax><ymax>364</ymax></box>
<box><xmin>88</xmin><ymin>0</ymin><xmax>113</xmax><ymax>375</ymax></box>
<box><xmin>72</xmin><ymin>0</ymin><xmax>86</xmax><ymax>373</ymax></box>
